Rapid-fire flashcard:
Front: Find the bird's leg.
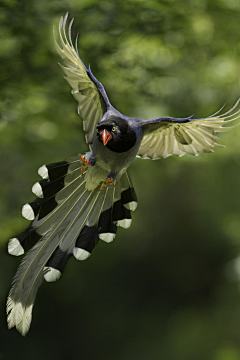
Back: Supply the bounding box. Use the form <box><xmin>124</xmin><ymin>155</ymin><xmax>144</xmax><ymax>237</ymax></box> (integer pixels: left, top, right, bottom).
<box><xmin>100</xmin><ymin>172</ymin><xmax>116</xmax><ymax>191</ymax></box>
<box><xmin>78</xmin><ymin>154</ymin><xmax>95</xmax><ymax>173</ymax></box>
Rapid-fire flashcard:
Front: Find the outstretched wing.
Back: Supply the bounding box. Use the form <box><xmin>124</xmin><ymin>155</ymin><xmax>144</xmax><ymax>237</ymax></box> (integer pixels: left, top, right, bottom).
<box><xmin>137</xmin><ymin>100</ymin><xmax>240</xmax><ymax>159</ymax></box>
<box><xmin>54</xmin><ymin>13</ymin><xmax>111</xmax><ymax>146</ymax></box>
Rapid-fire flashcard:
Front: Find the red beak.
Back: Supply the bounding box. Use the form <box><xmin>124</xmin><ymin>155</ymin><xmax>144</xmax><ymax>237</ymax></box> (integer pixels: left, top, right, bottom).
<box><xmin>101</xmin><ymin>129</ymin><xmax>112</xmax><ymax>146</ymax></box>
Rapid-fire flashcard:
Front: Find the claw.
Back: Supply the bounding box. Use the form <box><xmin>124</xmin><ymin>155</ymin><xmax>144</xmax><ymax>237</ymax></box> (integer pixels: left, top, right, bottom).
<box><xmin>79</xmin><ymin>154</ymin><xmax>92</xmax><ymax>166</ymax></box>
<box><xmin>79</xmin><ymin>154</ymin><xmax>92</xmax><ymax>173</ymax></box>
<box><xmin>100</xmin><ymin>177</ymin><xmax>115</xmax><ymax>191</ymax></box>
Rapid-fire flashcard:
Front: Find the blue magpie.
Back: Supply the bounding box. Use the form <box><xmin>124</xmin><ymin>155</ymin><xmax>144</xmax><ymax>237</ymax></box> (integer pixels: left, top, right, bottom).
<box><xmin>7</xmin><ymin>13</ymin><xmax>240</xmax><ymax>336</ymax></box>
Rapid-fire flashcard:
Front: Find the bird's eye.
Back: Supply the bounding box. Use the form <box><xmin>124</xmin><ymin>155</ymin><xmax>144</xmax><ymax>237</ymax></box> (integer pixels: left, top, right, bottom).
<box><xmin>112</xmin><ymin>126</ymin><xmax>116</xmax><ymax>132</ymax></box>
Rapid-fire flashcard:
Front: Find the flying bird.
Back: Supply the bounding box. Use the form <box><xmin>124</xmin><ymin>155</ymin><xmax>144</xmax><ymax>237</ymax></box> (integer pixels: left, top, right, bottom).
<box><xmin>6</xmin><ymin>13</ymin><xmax>240</xmax><ymax>336</ymax></box>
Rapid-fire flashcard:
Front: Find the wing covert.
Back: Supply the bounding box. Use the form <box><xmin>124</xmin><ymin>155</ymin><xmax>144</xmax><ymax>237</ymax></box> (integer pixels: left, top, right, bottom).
<box><xmin>54</xmin><ymin>13</ymin><xmax>111</xmax><ymax>145</ymax></box>
<box><xmin>137</xmin><ymin>100</ymin><xmax>240</xmax><ymax>159</ymax></box>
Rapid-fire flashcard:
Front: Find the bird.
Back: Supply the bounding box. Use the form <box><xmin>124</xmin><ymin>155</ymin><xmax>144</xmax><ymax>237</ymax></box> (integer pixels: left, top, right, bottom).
<box><xmin>6</xmin><ymin>13</ymin><xmax>240</xmax><ymax>336</ymax></box>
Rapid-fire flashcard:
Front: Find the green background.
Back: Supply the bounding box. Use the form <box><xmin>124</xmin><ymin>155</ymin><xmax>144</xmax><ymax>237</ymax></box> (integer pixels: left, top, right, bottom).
<box><xmin>1</xmin><ymin>0</ymin><xmax>240</xmax><ymax>359</ymax></box>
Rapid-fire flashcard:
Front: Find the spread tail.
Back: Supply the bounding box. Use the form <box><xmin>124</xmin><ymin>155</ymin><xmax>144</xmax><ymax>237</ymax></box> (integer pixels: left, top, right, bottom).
<box><xmin>7</xmin><ymin>156</ymin><xmax>137</xmax><ymax>336</ymax></box>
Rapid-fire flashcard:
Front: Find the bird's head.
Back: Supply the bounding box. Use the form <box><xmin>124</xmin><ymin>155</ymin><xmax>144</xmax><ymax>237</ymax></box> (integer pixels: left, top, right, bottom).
<box><xmin>96</xmin><ymin>117</ymin><xmax>137</xmax><ymax>153</ymax></box>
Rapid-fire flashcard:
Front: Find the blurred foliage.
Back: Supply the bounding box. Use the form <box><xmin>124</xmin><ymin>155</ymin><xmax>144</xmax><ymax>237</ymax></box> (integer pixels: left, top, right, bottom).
<box><xmin>1</xmin><ymin>0</ymin><xmax>240</xmax><ymax>359</ymax></box>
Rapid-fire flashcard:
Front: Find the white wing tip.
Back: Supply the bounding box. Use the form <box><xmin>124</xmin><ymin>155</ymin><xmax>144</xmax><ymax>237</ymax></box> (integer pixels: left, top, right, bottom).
<box><xmin>38</xmin><ymin>165</ymin><xmax>48</xmax><ymax>179</ymax></box>
<box><xmin>116</xmin><ymin>219</ymin><xmax>132</xmax><ymax>229</ymax></box>
<box><xmin>73</xmin><ymin>248</ymin><xmax>91</xmax><ymax>261</ymax></box>
<box><xmin>8</xmin><ymin>238</ymin><xmax>24</xmax><ymax>256</ymax></box>
<box><xmin>123</xmin><ymin>201</ymin><xmax>138</xmax><ymax>211</ymax></box>
<box><xmin>44</xmin><ymin>267</ymin><xmax>61</xmax><ymax>282</ymax></box>
<box><xmin>99</xmin><ymin>233</ymin><xmax>116</xmax><ymax>243</ymax></box>
<box><xmin>32</xmin><ymin>182</ymin><xmax>43</xmax><ymax>198</ymax></box>
<box><xmin>22</xmin><ymin>203</ymin><xmax>34</xmax><ymax>220</ymax></box>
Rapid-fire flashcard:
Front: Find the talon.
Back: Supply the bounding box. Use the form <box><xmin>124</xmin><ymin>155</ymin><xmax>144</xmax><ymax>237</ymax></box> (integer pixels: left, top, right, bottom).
<box><xmin>79</xmin><ymin>154</ymin><xmax>92</xmax><ymax>173</ymax></box>
<box><xmin>100</xmin><ymin>177</ymin><xmax>115</xmax><ymax>191</ymax></box>
<box><xmin>106</xmin><ymin>177</ymin><xmax>114</xmax><ymax>186</ymax></box>
<box><xmin>79</xmin><ymin>154</ymin><xmax>92</xmax><ymax>166</ymax></box>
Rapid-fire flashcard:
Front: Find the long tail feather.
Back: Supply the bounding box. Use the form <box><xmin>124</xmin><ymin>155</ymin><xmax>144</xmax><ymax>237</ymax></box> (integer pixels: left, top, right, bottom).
<box><xmin>7</xmin><ymin>158</ymin><xmax>137</xmax><ymax>336</ymax></box>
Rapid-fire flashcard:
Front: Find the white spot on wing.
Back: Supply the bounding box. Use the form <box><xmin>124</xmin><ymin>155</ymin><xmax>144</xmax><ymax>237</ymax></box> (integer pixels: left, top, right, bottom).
<box><xmin>44</xmin><ymin>267</ymin><xmax>61</xmax><ymax>282</ymax></box>
<box><xmin>22</xmin><ymin>204</ymin><xmax>34</xmax><ymax>220</ymax></box>
<box><xmin>8</xmin><ymin>238</ymin><xmax>24</xmax><ymax>256</ymax></box>
<box><xmin>123</xmin><ymin>201</ymin><xmax>138</xmax><ymax>211</ymax></box>
<box><xmin>116</xmin><ymin>219</ymin><xmax>132</xmax><ymax>229</ymax></box>
<box><xmin>38</xmin><ymin>165</ymin><xmax>48</xmax><ymax>179</ymax></box>
<box><xmin>73</xmin><ymin>248</ymin><xmax>90</xmax><ymax>260</ymax></box>
<box><xmin>99</xmin><ymin>233</ymin><xmax>116</xmax><ymax>243</ymax></box>
<box><xmin>32</xmin><ymin>182</ymin><xmax>43</xmax><ymax>198</ymax></box>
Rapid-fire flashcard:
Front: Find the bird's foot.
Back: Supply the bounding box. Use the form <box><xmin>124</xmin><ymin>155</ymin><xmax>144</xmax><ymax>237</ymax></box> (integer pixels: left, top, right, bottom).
<box><xmin>79</xmin><ymin>154</ymin><xmax>92</xmax><ymax>173</ymax></box>
<box><xmin>100</xmin><ymin>177</ymin><xmax>115</xmax><ymax>191</ymax></box>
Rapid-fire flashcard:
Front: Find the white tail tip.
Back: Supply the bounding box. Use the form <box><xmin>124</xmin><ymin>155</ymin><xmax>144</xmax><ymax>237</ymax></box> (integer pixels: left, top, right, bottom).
<box><xmin>73</xmin><ymin>248</ymin><xmax>90</xmax><ymax>261</ymax></box>
<box><xmin>124</xmin><ymin>201</ymin><xmax>138</xmax><ymax>211</ymax></box>
<box><xmin>116</xmin><ymin>219</ymin><xmax>132</xmax><ymax>229</ymax></box>
<box><xmin>8</xmin><ymin>238</ymin><xmax>24</xmax><ymax>256</ymax></box>
<box><xmin>22</xmin><ymin>203</ymin><xmax>34</xmax><ymax>220</ymax></box>
<box><xmin>38</xmin><ymin>165</ymin><xmax>48</xmax><ymax>179</ymax></box>
<box><xmin>44</xmin><ymin>267</ymin><xmax>61</xmax><ymax>282</ymax></box>
<box><xmin>99</xmin><ymin>233</ymin><xmax>116</xmax><ymax>243</ymax></box>
<box><xmin>32</xmin><ymin>182</ymin><xmax>43</xmax><ymax>198</ymax></box>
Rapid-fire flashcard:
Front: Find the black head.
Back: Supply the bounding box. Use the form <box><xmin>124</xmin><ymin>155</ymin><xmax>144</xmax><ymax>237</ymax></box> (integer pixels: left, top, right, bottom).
<box><xmin>96</xmin><ymin>117</ymin><xmax>137</xmax><ymax>153</ymax></box>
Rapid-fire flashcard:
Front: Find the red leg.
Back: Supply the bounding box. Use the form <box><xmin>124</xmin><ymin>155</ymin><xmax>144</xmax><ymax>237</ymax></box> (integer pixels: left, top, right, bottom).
<box><xmin>78</xmin><ymin>154</ymin><xmax>92</xmax><ymax>173</ymax></box>
<box><xmin>100</xmin><ymin>177</ymin><xmax>115</xmax><ymax>191</ymax></box>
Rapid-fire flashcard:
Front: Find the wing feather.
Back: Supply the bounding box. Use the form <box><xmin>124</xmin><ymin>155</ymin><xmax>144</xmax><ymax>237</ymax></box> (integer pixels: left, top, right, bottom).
<box><xmin>54</xmin><ymin>13</ymin><xmax>111</xmax><ymax>145</ymax></box>
<box><xmin>137</xmin><ymin>101</ymin><xmax>240</xmax><ymax>159</ymax></box>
